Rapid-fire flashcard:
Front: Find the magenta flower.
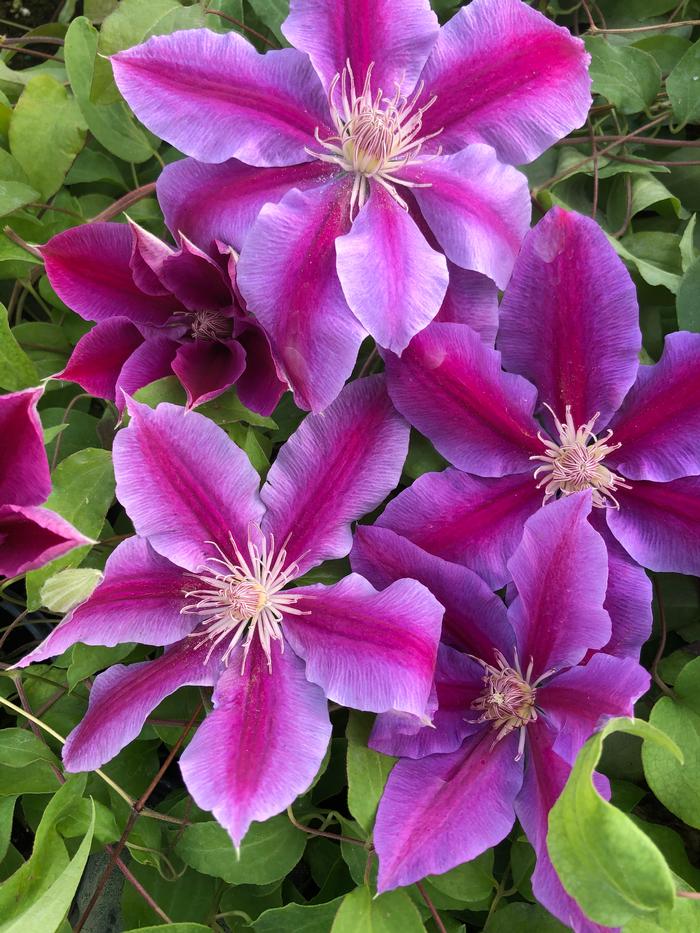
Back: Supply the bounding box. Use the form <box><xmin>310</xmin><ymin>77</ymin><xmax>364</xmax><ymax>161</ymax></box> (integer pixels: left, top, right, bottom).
<box><xmin>42</xmin><ymin>220</ymin><xmax>285</xmax><ymax>414</ymax></box>
<box><xmin>380</xmin><ymin>206</ymin><xmax>700</xmax><ymax>659</ymax></box>
<box><xmin>350</xmin><ymin>494</ymin><xmax>649</xmax><ymax>930</ymax></box>
<box><xmin>17</xmin><ymin>377</ymin><xmax>443</xmax><ymax>846</ymax></box>
<box><xmin>110</xmin><ymin>0</ymin><xmax>590</xmax><ymax>410</ymax></box>
<box><xmin>0</xmin><ymin>388</ymin><xmax>89</xmax><ymax>577</ymax></box>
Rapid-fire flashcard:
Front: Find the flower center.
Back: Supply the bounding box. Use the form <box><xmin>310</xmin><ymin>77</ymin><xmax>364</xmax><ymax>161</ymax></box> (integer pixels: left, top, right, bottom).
<box><xmin>181</xmin><ymin>532</ymin><xmax>307</xmax><ymax>672</ymax></box>
<box><xmin>189</xmin><ymin>309</ymin><xmax>232</xmax><ymax>342</ymax></box>
<box><xmin>530</xmin><ymin>404</ymin><xmax>631</xmax><ymax>509</ymax></box>
<box><xmin>309</xmin><ymin>60</ymin><xmax>442</xmax><ymax>216</ymax></box>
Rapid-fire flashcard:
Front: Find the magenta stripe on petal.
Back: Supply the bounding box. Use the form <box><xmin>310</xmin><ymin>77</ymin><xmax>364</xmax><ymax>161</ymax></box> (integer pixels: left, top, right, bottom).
<box><xmin>0</xmin><ymin>387</ymin><xmax>50</xmax><ymax>507</ymax></box>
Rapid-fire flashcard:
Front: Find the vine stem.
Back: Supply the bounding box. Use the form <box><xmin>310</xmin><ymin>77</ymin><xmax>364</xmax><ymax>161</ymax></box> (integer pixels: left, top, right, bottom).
<box><xmin>588</xmin><ymin>18</ymin><xmax>700</xmax><ymax>33</ymax></box>
<box><xmin>651</xmin><ymin>578</ymin><xmax>674</xmax><ymax>698</ymax></box>
<box><xmin>416</xmin><ymin>881</ymin><xmax>447</xmax><ymax>933</ymax></box>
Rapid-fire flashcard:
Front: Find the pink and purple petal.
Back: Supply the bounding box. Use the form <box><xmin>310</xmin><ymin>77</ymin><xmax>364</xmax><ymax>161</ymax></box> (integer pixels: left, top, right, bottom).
<box><xmin>261</xmin><ymin>375</ymin><xmax>408</xmax><ymax>575</ymax></box>
<box><xmin>113</xmin><ymin>399</ymin><xmax>264</xmax><ymax>572</ymax></box>
<box><xmin>385</xmin><ymin>322</ymin><xmax>542</xmax><ymax>476</ymax></box>
<box><xmin>113</xmin><ymin>336</ymin><xmax>179</xmax><ymax>411</ymax></box>
<box><xmin>435</xmin><ymin>264</ymin><xmax>499</xmax><ymax>346</ymax></box>
<box><xmin>237</xmin><ymin>178</ymin><xmax>365</xmax><ymax>412</ymax></box>
<box><xmin>62</xmin><ymin>637</ymin><xmax>220</xmax><ymax>773</ymax></box>
<box><xmin>374</xmin><ymin>729</ymin><xmax>523</xmax><ymax>892</ymax></box>
<box><xmin>507</xmin><ymin>492</ymin><xmax>611</xmax><ymax>675</ymax></box>
<box><xmin>59</xmin><ymin>318</ymin><xmax>145</xmax><ymax>403</ymax></box>
<box><xmin>609</xmin><ymin>332</ymin><xmax>700</xmax><ymax>482</ymax></box>
<box><xmin>234</xmin><ymin>324</ymin><xmax>287</xmax><ymax>417</ymax></box>
<box><xmin>112</xmin><ymin>31</ymin><xmax>332</xmax><ymax>166</ymax></box>
<box><xmin>335</xmin><ymin>184</ymin><xmax>448</xmax><ymax>352</ymax></box>
<box><xmin>400</xmin><ymin>146</ymin><xmax>531</xmax><ymax>289</ymax></box>
<box><xmin>0</xmin><ymin>387</ymin><xmax>50</xmax><ymax>507</ymax></box>
<box><xmin>42</xmin><ymin>224</ymin><xmax>176</xmax><ymax>326</ymax></box>
<box><xmin>128</xmin><ymin>220</ymin><xmax>173</xmax><ymax>297</ymax></box>
<box><xmin>16</xmin><ymin>537</ymin><xmax>194</xmax><ymax>667</ymax></box>
<box><xmin>418</xmin><ymin>0</ymin><xmax>591</xmax><ymax>165</ymax></box>
<box><xmin>171</xmin><ymin>339</ymin><xmax>247</xmax><ymax>410</ymax></box>
<box><xmin>285</xmin><ymin>572</ymin><xmax>441</xmax><ymax>718</ymax></box>
<box><xmin>283</xmin><ymin>0</ymin><xmax>438</xmax><ymax>98</ymax></box>
<box><xmin>498</xmin><ymin>207</ymin><xmax>640</xmax><ymax>430</ymax></box>
<box><xmin>607</xmin><ymin>477</ymin><xmax>700</xmax><ymax>576</ymax></box>
<box><xmin>179</xmin><ymin>639</ymin><xmax>331</xmax><ymax>847</ymax></box>
<box><xmin>0</xmin><ymin>504</ymin><xmax>90</xmax><ymax>578</ymax></box>
<box><xmin>377</xmin><ymin>468</ymin><xmax>541</xmax><ymax>589</ymax></box>
<box><xmin>158</xmin><ymin>236</ymin><xmax>233</xmax><ymax>313</ymax></box>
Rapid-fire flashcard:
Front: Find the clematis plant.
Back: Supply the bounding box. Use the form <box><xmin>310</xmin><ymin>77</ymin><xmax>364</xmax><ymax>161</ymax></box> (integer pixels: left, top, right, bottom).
<box><xmin>16</xmin><ymin>377</ymin><xmax>443</xmax><ymax>846</ymax></box>
<box><xmin>110</xmin><ymin>0</ymin><xmax>591</xmax><ymax>410</ymax></box>
<box><xmin>42</xmin><ymin>220</ymin><xmax>285</xmax><ymax>413</ymax></box>
<box><xmin>350</xmin><ymin>494</ymin><xmax>650</xmax><ymax>931</ymax></box>
<box><xmin>0</xmin><ymin>388</ymin><xmax>89</xmax><ymax>578</ymax></box>
<box><xmin>380</xmin><ymin>206</ymin><xmax>700</xmax><ymax>660</ymax></box>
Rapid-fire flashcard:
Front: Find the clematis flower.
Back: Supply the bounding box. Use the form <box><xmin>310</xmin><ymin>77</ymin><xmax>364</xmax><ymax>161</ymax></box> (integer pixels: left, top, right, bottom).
<box><xmin>0</xmin><ymin>388</ymin><xmax>90</xmax><ymax>577</ymax></box>
<box><xmin>42</xmin><ymin>220</ymin><xmax>286</xmax><ymax>413</ymax></box>
<box><xmin>16</xmin><ymin>377</ymin><xmax>443</xmax><ymax>846</ymax></box>
<box><xmin>350</xmin><ymin>494</ymin><xmax>650</xmax><ymax>930</ymax></box>
<box><xmin>110</xmin><ymin>0</ymin><xmax>590</xmax><ymax>411</ymax></box>
<box><xmin>379</xmin><ymin>206</ymin><xmax>700</xmax><ymax>660</ymax></box>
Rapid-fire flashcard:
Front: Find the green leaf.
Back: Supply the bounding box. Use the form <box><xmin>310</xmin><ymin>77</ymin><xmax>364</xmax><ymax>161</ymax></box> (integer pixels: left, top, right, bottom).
<box><xmin>585</xmin><ymin>36</ymin><xmax>661</xmax><ymax>114</ymax></box>
<box><xmin>40</xmin><ymin>567</ymin><xmax>103</xmax><ymax>613</ymax></box>
<box><xmin>346</xmin><ymin>711</ymin><xmax>396</xmax><ymax>835</ymax></box>
<box><xmin>548</xmin><ymin>717</ymin><xmax>683</xmax><ymax>927</ymax></box>
<box><xmin>0</xmin><ymin>181</ymin><xmax>39</xmax><ymax>219</ymax></box>
<box><xmin>25</xmin><ymin>448</ymin><xmax>115</xmax><ymax>610</ymax></box>
<box><xmin>633</xmin><ymin>36</ymin><xmax>693</xmax><ymax>74</ymax></box>
<box><xmin>677</xmin><ymin>257</ymin><xmax>700</xmax><ymax>331</ymax></box>
<box><xmin>252</xmin><ymin>897</ymin><xmax>345</xmax><ymax>931</ymax></box>
<box><xmin>134</xmin><ymin>375</ymin><xmax>276</xmax><ymax>427</ymax></box>
<box><xmin>66</xmin><ymin>642</ymin><xmax>135</xmax><ymax>691</ymax></box>
<box><xmin>0</xmin><ymin>798</ymin><xmax>16</xmax><ymax>865</ymax></box>
<box><xmin>0</xmin><ymin>303</ymin><xmax>37</xmax><ymax>391</ymax></box>
<box><xmin>0</xmin><ymin>728</ymin><xmax>60</xmax><ymax>769</ymax></box>
<box><xmin>331</xmin><ymin>885</ymin><xmax>425</xmax><ymax>933</ymax></box>
<box><xmin>485</xmin><ymin>902</ymin><xmax>567</xmax><ymax>932</ymax></box>
<box><xmin>426</xmin><ymin>851</ymin><xmax>494</xmax><ymax>904</ymax></box>
<box><xmin>667</xmin><ymin>38</ymin><xmax>700</xmax><ymax>128</ymax></box>
<box><xmin>610</xmin><ymin>232</ymin><xmax>683</xmax><ymax>293</ymax></box>
<box><xmin>175</xmin><ymin>815</ymin><xmax>306</xmax><ymax>884</ymax></box>
<box><xmin>607</xmin><ymin>174</ymin><xmax>681</xmax><ymax>232</ymax></box>
<box><xmin>247</xmin><ymin>0</ymin><xmax>289</xmax><ymax>43</ymax></box>
<box><xmin>624</xmin><ymin>877</ymin><xmax>700</xmax><ymax>933</ymax></box>
<box><xmin>680</xmin><ymin>214</ymin><xmax>697</xmax><ymax>273</ymax></box>
<box><xmin>9</xmin><ymin>74</ymin><xmax>87</xmax><ymax>200</ymax></box>
<box><xmin>643</xmin><ymin>656</ymin><xmax>700</xmax><ymax>829</ymax></box>
<box><xmin>123</xmin><ymin>926</ymin><xmax>212</xmax><ymax>933</ymax></box>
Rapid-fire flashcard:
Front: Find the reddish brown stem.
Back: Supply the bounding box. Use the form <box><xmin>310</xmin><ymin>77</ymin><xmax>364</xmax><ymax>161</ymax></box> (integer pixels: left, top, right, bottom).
<box><xmin>88</xmin><ymin>182</ymin><xmax>157</xmax><ymax>224</ymax></box>
<box><xmin>205</xmin><ymin>9</ymin><xmax>276</xmax><ymax>47</ymax></box>
<box><xmin>416</xmin><ymin>880</ymin><xmax>447</xmax><ymax>933</ymax></box>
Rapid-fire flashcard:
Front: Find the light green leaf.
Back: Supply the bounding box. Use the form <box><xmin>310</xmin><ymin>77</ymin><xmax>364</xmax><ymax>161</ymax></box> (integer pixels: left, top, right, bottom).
<box><xmin>586</xmin><ymin>36</ymin><xmax>661</xmax><ymax>114</ymax></box>
<box><xmin>331</xmin><ymin>885</ymin><xmax>425</xmax><ymax>933</ymax></box>
<box><xmin>40</xmin><ymin>567</ymin><xmax>103</xmax><ymax>613</ymax></box>
<box><xmin>610</xmin><ymin>232</ymin><xmax>683</xmax><ymax>293</ymax></box>
<box><xmin>123</xmin><ymin>926</ymin><xmax>212</xmax><ymax>933</ymax></box>
<box><xmin>66</xmin><ymin>642</ymin><xmax>135</xmax><ymax>692</ymax></box>
<box><xmin>0</xmin><ymin>728</ymin><xmax>60</xmax><ymax>769</ymax></box>
<box><xmin>548</xmin><ymin>717</ymin><xmax>683</xmax><ymax>927</ymax></box>
<box><xmin>680</xmin><ymin>214</ymin><xmax>697</xmax><ymax>272</ymax></box>
<box><xmin>9</xmin><ymin>75</ymin><xmax>87</xmax><ymax>200</ymax></box>
<box><xmin>677</xmin><ymin>257</ymin><xmax>700</xmax><ymax>331</ymax></box>
<box><xmin>252</xmin><ymin>897</ymin><xmax>345</xmax><ymax>932</ymax></box>
<box><xmin>0</xmin><ymin>798</ymin><xmax>16</xmax><ymax>865</ymax></box>
<box><xmin>667</xmin><ymin>38</ymin><xmax>700</xmax><ymax>128</ymax></box>
<box><xmin>0</xmin><ymin>303</ymin><xmax>37</xmax><ymax>391</ymax></box>
<box><xmin>175</xmin><ymin>815</ymin><xmax>306</xmax><ymax>885</ymax></box>
<box><xmin>134</xmin><ymin>375</ymin><xmax>276</xmax><ymax>428</ymax></box>
<box><xmin>346</xmin><ymin>711</ymin><xmax>396</xmax><ymax>835</ymax></box>
<box><xmin>0</xmin><ymin>181</ymin><xmax>39</xmax><ymax>219</ymax></box>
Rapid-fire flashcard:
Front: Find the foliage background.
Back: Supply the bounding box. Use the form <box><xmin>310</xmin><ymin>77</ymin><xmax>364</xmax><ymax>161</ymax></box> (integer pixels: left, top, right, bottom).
<box><xmin>1</xmin><ymin>0</ymin><xmax>700</xmax><ymax>930</ymax></box>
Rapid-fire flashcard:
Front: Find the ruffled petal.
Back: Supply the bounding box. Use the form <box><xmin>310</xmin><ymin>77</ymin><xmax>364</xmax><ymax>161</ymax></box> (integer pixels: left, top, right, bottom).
<box><xmin>59</xmin><ymin>318</ymin><xmax>145</xmax><ymax>403</ymax></box>
<box><xmin>158</xmin><ymin>236</ymin><xmax>233</xmax><ymax>312</ymax></box>
<box><xmin>261</xmin><ymin>375</ymin><xmax>408</xmax><ymax>575</ymax></box>
<box><xmin>171</xmin><ymin>339</ymin><xmax>247</xmax><ymax>410</ymax></box>
<box><xmin>435</xmin><ymin>264</ymin><xmax>498</xmax><ymax>346</ymax></box>
<box><xmin>112</xmin><ymin>30</ymin><xmax>331</xmax><ymax>166</ymax></box>
<box><xmin>0</xmin><ymin>387</ymin><xmax>50</xmax><ymax>507</ymax></box>
<box><xmin>234</xmin><ymin>324</ymin><xmax>287</xmax><ymax>417</ymax></box>
<box><xmin>114</xmin><ymin>336</ymin><xmax>179</xmax><ymax>411</ymax></box>
<box><xmin>0</xmin><ymin>504</ymin><xmax>90</xmax><ymax>578</ymax></box>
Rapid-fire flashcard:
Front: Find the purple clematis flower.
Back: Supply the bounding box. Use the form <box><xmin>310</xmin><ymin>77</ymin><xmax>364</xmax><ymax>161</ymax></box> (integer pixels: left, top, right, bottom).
<box><xmin>16</xmin><ymin>376</ymin><xmax>443</xmax><ymax>846</ymax></box>
<box><xmin>0</xmin><ymin>387</ymin><xmax>90</xmax><ymax>577</ymax></box>
<box><xmin>350</xmin><ymin>493</ymin><xmax>650</xmax><ymax>931</ymax></box>
<box><xmin>379</xmin><ymin>206</ymin><xmax>700</xmax><ymax>660</ymax></box>
<box><xmin>42</xmin><ymin>220</ymin><xmax>286</xmax><ymax>413</ymax></box>
<box><xmin>110</xmin><ymin>0</ymin><xmax>590</xmax><ymax>411</ymax></box>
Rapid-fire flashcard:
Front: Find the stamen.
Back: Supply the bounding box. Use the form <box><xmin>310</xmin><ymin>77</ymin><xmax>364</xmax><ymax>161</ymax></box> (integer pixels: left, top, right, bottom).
<box><xmin>530</xmin><ymin>403</ymin><xmax>631</xmax><ymax>509</ymax></box>
<box><xmin>189</xmin><ymin>308</ymin><xmax>232</xmax><ymax>341</ymax></box>
<box><xmin>469</xmin><ymin>650</ymin><xmax>541</xmax><ymax>761</ymax></box>
<box><xmin>181</xmin><ymin>531</ymin><xmax>309</xmax><ymax>673</ymax></box>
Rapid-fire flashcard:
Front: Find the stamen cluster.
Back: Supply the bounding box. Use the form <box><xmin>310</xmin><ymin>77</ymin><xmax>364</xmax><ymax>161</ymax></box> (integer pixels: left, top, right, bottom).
<box><xmin>189</xmin><ymin>308</ymin><xmax>232</xmax><ymax>341</ymax></box>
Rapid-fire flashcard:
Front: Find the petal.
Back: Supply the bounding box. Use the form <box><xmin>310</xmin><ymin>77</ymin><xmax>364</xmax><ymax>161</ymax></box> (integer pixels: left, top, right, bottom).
<box><xmin>179</xmin><ymin>639</ymin><xmax>331</xmax><ymax>847</ymax></box>
<box><xmin>158</xmin><ymin>157</ymin><xmax>336</xmax><ymax>255</ymax></box>
<box><xmin>158</xmin><ymin>236</ymin><xmax>233</xmax><ymax>312</ymax></box>
<box><xmin>114</xmin><ymin>336</ymin><xmax>179</xmax><ymax>411</ymax></box>
<box><xmin>507</xmin><ymin>492</ymin><xmax>611</xmax><ymax>676</ymax></box>
<box><xmin>171</xmin><ymin>339</ymin><xmax>247</xmax><ymax>410</ymax></box>
<box><xmin>113</xmin><ymin>399</ymin><xmax>264</xmax><ymax>571</ymax></box>
<box><xmin>498</xmin><ymin>207</ymin><xmax>640</xmax><ymax>430</ymax></box>
<box><xmin>234</xmin><ymin>324</ymin><xmax>287</xmax><ymax>417</ymax></box>
<box><xmin>41</xmin><ymin>224</ymin><xmax>176</xmax><ymax>326</ymax></box>
<box><xmin>350</xmin><ymin>525</ymin><xmax>512</xmax><ymax>658</ymax></box>
<box><xmin>435</xmin><ymin>264</ymin><xmax>498</xmax><ymax>346</ymax></box>
<box><xmin>237</xmin><ymin>178</ymin><xmax>365</xmax><ymax>412</ymax></box>
<box><xmin>374</xmin><ymin>729</ymin><xmax>523</xmax><ymax>892</ymax></box>
<box><xmin>283</xmin><ymin>0</ymin><xmax>438</xmax><ymax>98</ymax></box>
<box><xmin>285</xmin><ymin>573</ymin><xmax>441</xmax><ymax>717</ymax></box>
<box><xmin>261</xmin><ymin>375</ymin><xmax>408</xmax><ymax>575</ymax></box>
<box><xmin>335</xmin><ymin>184</ymin><xmax>448</xmax><ymax>352</ymax></box>
<box><xmin>0</xmin><ymin>387</ymin><xmax>50</xmax><ymax>506</ymax></box>
<box><xmin>399</xmin><ymin>146</ymin><xmax>531</xmax><ymax>289</ymax></box>
<box><xmin>418</xmin><ymin>0</ymin><xmax>591</xmax><ymax>165</ymax></box>
<box><xmin>16</xmin><ymin>537</ymin><xmax>194</xmax><ymax>667</ymax></box>
<box><xmin>609</xmin><ymin>332</ymin><xmax>700</xmax><ymax>482</ymax></box>
<box><xmin>128</xmin><ymin>220</ymin><xmax>173</xmax><ymax>296</ymax></box>
<box><xmin>607</xmin><ymin>477</ymin><xmax>700</xmax><ymax>576</ymax></box>
<box><xmin>385</xmin><ymin>322</ymin><xmax>542</xmax><ymax>476</ymax></box>
<box><xmin>112</xmin><ymin>31</ymin><xmax>332</xmax><ymax>166</ymax></box>
<box><xmin>62</xmin><ymin>638</ymin><xmax>219</xmax><ymax>773</ymax></box>
<box><xmin>377</xmin><ymin>469</ymin><xmax>541</xmax><ymax>589</ymax></box>
<box><xmin>540</xmin><ymin>654</ymin><xmax>650</xmax><ymax>766</ymax></box>
<box><xmin>59</xmin><ymin>318</ymin><xmax>145</xmax><ymax>403</ymax></box>
<box><xmin>0</xmin><ymin>504</ymin><xmax>90</xmax><ymax>578</ymax></box>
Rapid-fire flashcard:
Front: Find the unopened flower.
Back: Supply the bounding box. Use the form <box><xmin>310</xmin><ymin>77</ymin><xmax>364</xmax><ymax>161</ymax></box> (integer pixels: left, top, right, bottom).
<box><xmin>17</xmin><ymin>377</ymin><xmax>442</xmax><ymax>846</ymax></box>
<box><xmin>0</xmin><ymin>388</ymin><xmax>89</xmax><ymax>577</ymax></box>
<box><xmin>380</xmin><ymin>206</ymin><xmax>700</xmax><ymax>659</ymax></box>
<box><xmin>351</xmin><ymin>494</ymin><xmax>649</xmax><ymax>930</ymax></box>
<box><xmin>110</xmin><ymin>0</ymin><xmax>590</xmax><ymax>410</ymax></box>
